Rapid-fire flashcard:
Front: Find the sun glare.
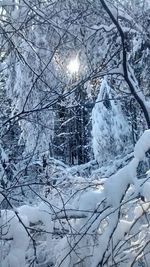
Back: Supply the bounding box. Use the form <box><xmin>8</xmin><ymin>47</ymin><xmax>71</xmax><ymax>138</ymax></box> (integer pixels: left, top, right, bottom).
<box><xmin>67</xmin><ymin>57</ymin><xmax>80</xmax><ymax>74</ymax></box>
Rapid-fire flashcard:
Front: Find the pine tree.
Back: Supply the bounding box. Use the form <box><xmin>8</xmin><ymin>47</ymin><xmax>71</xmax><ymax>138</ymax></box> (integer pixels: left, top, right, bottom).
<box><xmin>92</xmin><ymin>77</ymin><xmax>131</xmax><ymax>164</ymax></box>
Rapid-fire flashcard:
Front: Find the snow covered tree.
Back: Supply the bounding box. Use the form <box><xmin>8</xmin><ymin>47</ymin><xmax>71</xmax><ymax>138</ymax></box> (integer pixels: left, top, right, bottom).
<box><xmin>0</xmin><ymin>1</ymin><xmax>150</xmax><ymax>266</ymax></box>
<box><xmin>1</xmin><ymin>0</ymin><xmax>150</xmax><ymax>164</ymax></box>
<box><xmin>53</xmin><ymin>83</ymin><xmax>91</xmax><ymax>165</ymax></box>
<box><xmin>92</xmin><ymin>77</ymin><xmax>131</xmax><ymax>165</ymax></box>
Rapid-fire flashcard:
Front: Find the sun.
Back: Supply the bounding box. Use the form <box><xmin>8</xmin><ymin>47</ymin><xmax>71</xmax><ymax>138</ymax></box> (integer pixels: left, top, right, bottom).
<box><xmin>67</xmin><ymin>56</ymin><xmax>80</xmax><ymax>74</ymax></box>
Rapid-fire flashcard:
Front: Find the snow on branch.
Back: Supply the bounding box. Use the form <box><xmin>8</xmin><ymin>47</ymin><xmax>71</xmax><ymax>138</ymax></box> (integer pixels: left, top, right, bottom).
<box><xmin>1</xmin><ymin>130</ymin><xmax>150</xmax><ymax>267</ymax></box>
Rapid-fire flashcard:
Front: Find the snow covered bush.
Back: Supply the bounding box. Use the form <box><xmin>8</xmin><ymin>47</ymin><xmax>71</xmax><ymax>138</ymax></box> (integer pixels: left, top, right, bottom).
<box><xmin>0</xmin><ymin>130</ymin><xmax>150</xmax><ymax>267</ymax></box>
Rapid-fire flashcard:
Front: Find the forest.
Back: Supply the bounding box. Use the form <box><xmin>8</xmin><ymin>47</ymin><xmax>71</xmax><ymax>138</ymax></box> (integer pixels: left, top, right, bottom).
<box><xmin>0</xmin><ymin>0</ymin><xmax>150</xmax><ymax>266</ymax></box>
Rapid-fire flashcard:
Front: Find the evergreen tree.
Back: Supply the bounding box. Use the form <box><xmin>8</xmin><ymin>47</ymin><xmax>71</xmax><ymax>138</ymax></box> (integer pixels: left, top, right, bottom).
<box><xmin>92</xmin><ymin>77</ymin><xmax>131</xmax><ymax>164</ymax></box>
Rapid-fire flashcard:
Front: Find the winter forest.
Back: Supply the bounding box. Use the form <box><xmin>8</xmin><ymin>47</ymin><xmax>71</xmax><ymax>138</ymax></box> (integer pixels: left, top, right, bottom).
<box><xmin>0</xmin><ymin>0</ymin><xmax>150</xmax><ymax>266</ymax></box>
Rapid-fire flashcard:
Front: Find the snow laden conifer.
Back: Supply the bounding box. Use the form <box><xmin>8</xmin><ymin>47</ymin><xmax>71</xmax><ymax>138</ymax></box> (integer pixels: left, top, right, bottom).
<box><xmin>6</xmin><ymin>23</ymin><xmax>55</xmax><ymax>159</ymax></box>
<box><xmin>92</xmin><ymin>77</ymin><xmax>131</xmax><ymax>164</ymax></box>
